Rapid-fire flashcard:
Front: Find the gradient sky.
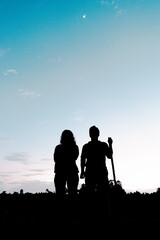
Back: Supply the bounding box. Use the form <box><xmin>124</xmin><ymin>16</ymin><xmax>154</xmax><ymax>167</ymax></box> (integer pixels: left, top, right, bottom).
<box><xmin>1</xmin><ymin>0</ymin><xmax>160</xmax><ymax>193</ymax></box>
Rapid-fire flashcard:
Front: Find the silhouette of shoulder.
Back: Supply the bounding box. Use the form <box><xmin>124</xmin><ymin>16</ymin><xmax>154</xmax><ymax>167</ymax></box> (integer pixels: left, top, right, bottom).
<box><xmin>54</xmin><ymin>144</ymin><xmax>79</xmax><ymax>160</ymax></box>
<box><xmin>54</xmin><ymin>143</ymin><xmax>79</xmax><ymax>173</ymax></box>
<box><xmin>81</xmin><ymin>141</ymin><xmax>109</xmax><ymax>157</ymax></box>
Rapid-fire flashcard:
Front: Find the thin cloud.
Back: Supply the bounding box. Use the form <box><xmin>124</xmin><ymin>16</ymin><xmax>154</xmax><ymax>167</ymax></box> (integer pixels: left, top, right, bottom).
<box><xmin>3</xmin><ymin>69</ymin><xmax>18</xmax><ymax>76</ymax></box>
<box><xmin>30</xmin><ymin>169</ymin><xmax>46</xmax><ymax>172</ymax></box>
<box><xmin>100</xmin><ymin>0</ymin><xmax>115</xmax><ymax>5</ymax></box>
<box><xmin>116</xmin><ymin>9</ymin><xmax>126</xmax><ymax>17</ymax></box>
<box><xmin>100</xmin><ymin>1</ymin><xmax>110</xmax><ymax>5</ymax></box>
<box><xmin>74</xmin><ymin>116</ymin><xmax>83</xmax><ymax>122</ymax></box>
<box><xmin>25</xmin><ymin>169</ymin><xmax>47</xmax><ymax>176</ymax></box>
<box><xmin>4</xmin><ymin>152</ymin><xmax>30</xmax><ymax>164</ymax></box>
<box><xmin>41</xmin><ymin>158</ymin><xmax>51</xmax><ymax>162</ymax></box>
<box><xmin>49</xmin><ymin>57</ymin><xmax>62</xmax><ymax>63</ymax></box>
<box><xmin>7</xmin><ymin>69</ymin><xmax>18</xmax><ymax>74</ymax></box>
<box><xmin>0</xmin><ymin>137</ymin><xmax>12</xmax><ymax>143</ymax></box>
<box><xmin>22</xmin><ymin>169</ymin><xmax>47</xmax><ymax>177</ymax></box>
<box><xmin>8</xmin><ymin>180</ymin><xmax>54</xmax><ymax>193</ymax></box>
<box><xmin>23</xmin><ymin>173</ymin><xmax>44</xmax><ymax>177</ymax></box>
<box><xmin>0</xmin><ymin>48</ymin><xmax>10</xmax><ymax>57</ymax></box>
<box><xmin>99</xmin><ymin>0</ymin><xmax>126</xmax><ymax>17</ymax></box>
<box><xmin>72</xmin><ymin>111</ymin><xmax>84</xmax><ymax>122</ymax></box>
<box><xmin>18</xmin><ymin>89</ymin><xmax>41</xmax><ymax>99</ymax></box>
<box><xmin>0</xmin><ymin>173</ymin><xmax>10</xmax><ymax>177</ymax></box>
<box><xmin>100</xmin><ymin>0</ymin><xmax>116</xmax><ymax>5</ymax></box>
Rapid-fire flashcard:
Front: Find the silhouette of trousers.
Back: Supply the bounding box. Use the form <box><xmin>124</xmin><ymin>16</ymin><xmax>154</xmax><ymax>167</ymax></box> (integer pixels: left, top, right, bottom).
<box><xmin>85</xmin><ymin>171</ymin><xmax>109</xmax><ymax>193</ymax></box>
<box><xmin>54</xmin><ymin>172</ymin><xmax>79</xmax><ymax>196</ymax></box>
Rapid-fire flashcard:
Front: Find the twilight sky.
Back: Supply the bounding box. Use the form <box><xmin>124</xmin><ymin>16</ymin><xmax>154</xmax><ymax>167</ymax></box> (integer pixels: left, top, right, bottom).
<box><xmin>1</xmin><ymin>0</ymin><xmax>160</xmax><ymax>193</ymax></box>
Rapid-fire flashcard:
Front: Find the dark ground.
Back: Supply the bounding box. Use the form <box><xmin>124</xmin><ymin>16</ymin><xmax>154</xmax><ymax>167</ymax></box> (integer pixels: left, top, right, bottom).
<box><xmin>0</xmin><ymin>185</ymin><xmax>160</xmax><ymax>239</ymax></box>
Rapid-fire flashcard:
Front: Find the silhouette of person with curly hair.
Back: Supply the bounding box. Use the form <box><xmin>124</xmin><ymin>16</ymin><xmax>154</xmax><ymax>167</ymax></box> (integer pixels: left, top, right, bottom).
<box><xmin>54</xmin><ymin>130</ymin><xmax>79</xmax><ymax>197</ymax></box>
<box><xmin>80</xmin><ymin>126</ymin><xmax>113</xmax><ymax>194</ymax></box>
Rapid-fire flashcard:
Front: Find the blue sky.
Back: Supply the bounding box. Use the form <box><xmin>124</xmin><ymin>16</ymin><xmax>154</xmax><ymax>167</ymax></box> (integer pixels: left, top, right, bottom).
<box><xmin>1</xmin><ymin>0</ymin><xmax>160</xmax><ymax>193</ymax></box>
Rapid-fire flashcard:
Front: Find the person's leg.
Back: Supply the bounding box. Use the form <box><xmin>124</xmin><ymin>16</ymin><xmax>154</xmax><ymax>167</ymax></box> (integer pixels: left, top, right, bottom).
<box><xmin>85</xmin><ymin>172</ymin><xmax>97</xmax><ymax>196</ymax></box>
<box><xmin>67</xmin><ymin>172</ymin><xmax>79</xmax><ymax>197</ymax></box>
<box><xmin>54</xmin><ymin>173</ymin><xmax>66</xmax><ymax>197</ymax></box>
<box><xmin>97</xmin><ymin>173</ymin><xmax>111</xmax><ymax>215</ymax></box>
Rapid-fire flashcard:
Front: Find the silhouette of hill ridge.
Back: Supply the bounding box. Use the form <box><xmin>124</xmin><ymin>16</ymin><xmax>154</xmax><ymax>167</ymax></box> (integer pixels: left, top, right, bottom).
<box><xmin>1</xmin><ymin>185</ymin><xmax>160</xmax><ymax>238</ymax></box>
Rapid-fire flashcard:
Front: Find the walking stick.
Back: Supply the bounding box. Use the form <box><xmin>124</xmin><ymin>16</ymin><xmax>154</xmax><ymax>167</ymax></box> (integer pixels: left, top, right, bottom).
<box><xmin>111</xmin><ymin>155</ymin><xmax>116</xmax><ymax>185</ymax></box>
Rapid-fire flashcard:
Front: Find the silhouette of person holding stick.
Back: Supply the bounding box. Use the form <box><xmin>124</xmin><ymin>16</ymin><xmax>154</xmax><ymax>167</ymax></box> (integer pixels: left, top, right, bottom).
<box><xmin>54</xmin><ymin>130</ymin><xmax>79</xmax><ymax>197</ymax></box>
<box><xmin>80</xmin><ymin>126</ymin><xmax>113</xmax><ymax>194</ymax></box>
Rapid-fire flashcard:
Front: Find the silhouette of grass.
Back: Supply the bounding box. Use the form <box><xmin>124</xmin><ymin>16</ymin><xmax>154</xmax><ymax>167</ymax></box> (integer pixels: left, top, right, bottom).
<box><xmin>0</xmin><ymin>186</ymin><xmax>160</xmax><ymax>238</ymax></box>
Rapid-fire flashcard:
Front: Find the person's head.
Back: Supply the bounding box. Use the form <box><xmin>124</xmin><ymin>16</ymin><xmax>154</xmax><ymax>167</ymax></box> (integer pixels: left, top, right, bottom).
<box><xmin>60</xmin><ymin>130</ymin><xmax>76</xmax><ymax>145</ymax></box>
<box><xmin>89</xmin><ymin>126</ymin><xmax>100</xmax><ymax>141</ymax></box>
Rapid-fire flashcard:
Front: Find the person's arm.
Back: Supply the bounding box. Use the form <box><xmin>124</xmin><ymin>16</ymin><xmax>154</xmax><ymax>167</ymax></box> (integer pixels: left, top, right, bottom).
<box><xmin>53</xmin><ymin>145</ymin><xmax>59</xmax><ymax>173</ymax></box>
<box><xmin>53</xmin><ymin>145</ymin><xmax>59</xmax><ymax>162</ymax></box>
<box><xmin>80</xmin><ymin>145</ymin><xmax>86</xmax><ymax>178</ymax></box>
<box><xmin>80</xmin><ymin>157</ymin><xmax>86</xmax><ymax>179</ymax></box>
<box><xmin>74</xmin><ymin>145</ymin><xmax>79</xmax><ymax>161</ymax></box>
<box><xmin>106</xmin><ymin>137</ymin><xmax>113</xmax><ymax>159</ymax></box>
